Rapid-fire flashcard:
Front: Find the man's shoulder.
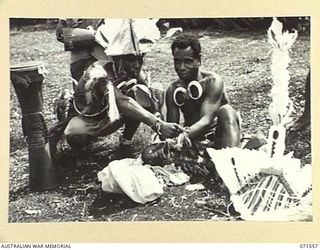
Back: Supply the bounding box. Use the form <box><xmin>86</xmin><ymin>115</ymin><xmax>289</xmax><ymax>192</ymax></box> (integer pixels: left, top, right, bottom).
<box><xmin>166</xmin><ymin>79</ymin><xmax>182</xmax><ymax>92</ymax></box>
<box><xmin>200</xmin><ymin>69</ymin><xmax>222</xmax><ymax>83</ymax></box>
<box><xmin>137</xmin><ymin>69</ymin><xmax>148</xmax><ymax>85</ymax></box>
<box><xmin>200</xmin><ymin>70</ymin><xmax>224</xmax><ymax>95</ymax></box>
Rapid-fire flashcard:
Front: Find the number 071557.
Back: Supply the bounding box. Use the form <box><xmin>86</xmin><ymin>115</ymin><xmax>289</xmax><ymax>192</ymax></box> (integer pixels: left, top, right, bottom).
<box><xmin>300</xmin><ymin>244</ymin><xmax>319</xmax><ymax>248</ymax></box>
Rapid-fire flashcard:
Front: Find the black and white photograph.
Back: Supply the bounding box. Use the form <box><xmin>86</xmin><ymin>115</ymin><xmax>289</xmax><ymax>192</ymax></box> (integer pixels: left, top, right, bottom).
<box><xmin>8</xmin><ymin>16</ymin><xmax>311</xmax><ymax>224</ymax></box>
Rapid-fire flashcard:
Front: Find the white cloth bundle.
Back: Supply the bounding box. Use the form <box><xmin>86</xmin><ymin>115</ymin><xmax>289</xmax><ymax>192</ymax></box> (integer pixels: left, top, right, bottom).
<box><xmin>97</xmin><ymin>158</ymin><xmax>164</xmax><ymax>204</ymax></box>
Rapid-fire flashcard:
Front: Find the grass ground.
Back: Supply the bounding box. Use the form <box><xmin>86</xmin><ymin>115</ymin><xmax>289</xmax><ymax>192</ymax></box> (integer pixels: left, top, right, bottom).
<box><xmin>9</xmin><ymin>26</ymin><xmax>311</xmax><ymax>222</ymax></box>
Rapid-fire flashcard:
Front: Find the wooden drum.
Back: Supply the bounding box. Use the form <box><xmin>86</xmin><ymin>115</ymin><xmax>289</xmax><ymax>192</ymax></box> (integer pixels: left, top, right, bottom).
<box><xmin>10</xmin><ymin>62</ymin><xmax>61</xmax><ymax>191</ymax></box>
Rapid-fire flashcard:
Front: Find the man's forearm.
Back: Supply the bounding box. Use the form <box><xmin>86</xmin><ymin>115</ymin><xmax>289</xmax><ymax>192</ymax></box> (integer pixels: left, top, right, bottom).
<box><xmin>115</xmin><ymin>90</ymin><xmax>183</xmax><ymax>139</ymax></box>
<box><xmin>117</xmin><ymin>96</ymin><xmax>159</xmax><ymax>127</ymax></box>
<box><xmin>188</xmin><ymin>117</ymin><xmax>211</xmax><ymax>140</ymax></box>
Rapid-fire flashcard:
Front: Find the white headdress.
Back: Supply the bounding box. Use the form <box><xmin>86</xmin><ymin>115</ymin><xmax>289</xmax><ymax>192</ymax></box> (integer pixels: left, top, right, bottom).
<box><xmin>95</xmin><ymin>18</ymin><xmax>160</xmax><ymax>56</ymax></box>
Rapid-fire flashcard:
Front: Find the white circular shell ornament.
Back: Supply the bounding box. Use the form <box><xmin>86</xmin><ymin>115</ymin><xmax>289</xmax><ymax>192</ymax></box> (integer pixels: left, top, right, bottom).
<box><xmin>188</xmin><ymin>80</ymin><xmax>203</xmax><ymax>100</ymax></box>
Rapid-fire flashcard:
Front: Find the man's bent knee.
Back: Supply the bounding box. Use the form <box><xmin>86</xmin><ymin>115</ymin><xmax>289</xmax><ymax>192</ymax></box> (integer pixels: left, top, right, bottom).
<box><xmin>65</xmin><ymin>134</ymin><xmax>92</xmax><ymax>150</ymax></box>
<box><xmin>217</xmin><ymin>105</ymin><xmax>239</xmax><ymax>126</ymax></box>
<box><xmin>214</xmin><ymin>105</ymin><xmax>241</xmax><ymax>148</ymax></box>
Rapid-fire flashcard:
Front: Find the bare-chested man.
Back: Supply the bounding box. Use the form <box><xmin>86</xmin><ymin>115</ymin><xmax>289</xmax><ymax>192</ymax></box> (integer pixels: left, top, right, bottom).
<box><xmin>164</xmin><ymin>33</ymin><xmax>240</xmax><ymax>148</ymax></box>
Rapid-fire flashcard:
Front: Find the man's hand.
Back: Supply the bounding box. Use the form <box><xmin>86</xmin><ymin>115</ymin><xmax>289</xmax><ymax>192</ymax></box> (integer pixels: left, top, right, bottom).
<box><xmin>56</xmin><ymin>19</ymin><xmax>67</xmax><ymax>43</ymax></box>
<box><xmin>159</xmin><ymin>121</ymin><xmax>183</xmax><ymax>139</ymax></box>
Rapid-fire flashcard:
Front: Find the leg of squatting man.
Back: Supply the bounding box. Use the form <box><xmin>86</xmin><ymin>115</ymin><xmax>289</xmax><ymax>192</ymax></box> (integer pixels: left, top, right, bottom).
<box><xmin>64</xmin><ymin>116</ymin><xmax>124</xmax><ymax>150</ymax></box>
<box><xmin>213</xmin><ymin>104</ymin><xmax>240</xmax><ymax>149</ymax></box>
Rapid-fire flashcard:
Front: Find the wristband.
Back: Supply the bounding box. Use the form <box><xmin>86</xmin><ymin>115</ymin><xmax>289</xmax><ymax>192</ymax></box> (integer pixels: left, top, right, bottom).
<box><xmin>151</xmin><ymin>121</ymin><xmax>162</xmax><ymax>136</ymax></box>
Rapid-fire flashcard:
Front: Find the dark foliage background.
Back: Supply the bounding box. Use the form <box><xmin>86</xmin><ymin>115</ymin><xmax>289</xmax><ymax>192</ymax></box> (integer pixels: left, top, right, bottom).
<box><xmin>10</xmin><ymin>17</ymin><xmax>310</xmax><ymax>33</ymax></box>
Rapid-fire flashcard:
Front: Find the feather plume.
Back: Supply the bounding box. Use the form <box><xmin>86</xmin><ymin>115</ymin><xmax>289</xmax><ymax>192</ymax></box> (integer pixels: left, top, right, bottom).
<box><xmin>84</xmin><ymin>79</ymin><xmax>94</xmax><ymax>104</ymax></box>
<box><xmin>83</xmin><ymin>63</ymin><xmax>108</xmax><ymax>104</ymax></box>
<box><xmin>107</xmin><ymin>81</ymin><xmax>120</xmax><ymax>122</ymax></box>
<box><xmin>267</xmin><ymin>17</ymin><xmax>298</xmax><ymax>126</ymax></box>
<box><xmin>266</xmin><ymin>17</ymin><xmax>298</xmax><ymax>157</ymax></box>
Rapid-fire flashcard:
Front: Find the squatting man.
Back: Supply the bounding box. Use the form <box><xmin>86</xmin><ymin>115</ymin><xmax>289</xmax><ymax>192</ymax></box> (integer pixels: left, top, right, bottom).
<box><xmin>54</xmin><ymin>18</ymin><xmax>183</xmax><ymax>154</ymax></box>
<box><xmin>63</xmin><ymin>59</ymin><xmax>183</xmax><ymax>152</ymax></box>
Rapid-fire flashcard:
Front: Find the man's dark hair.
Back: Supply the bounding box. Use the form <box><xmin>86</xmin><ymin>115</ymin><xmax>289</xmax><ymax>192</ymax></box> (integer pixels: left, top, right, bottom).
<box><xmin>171</xmin><ymin>32</ymin><xmax>201</xmax><ymax>58</ymax></box>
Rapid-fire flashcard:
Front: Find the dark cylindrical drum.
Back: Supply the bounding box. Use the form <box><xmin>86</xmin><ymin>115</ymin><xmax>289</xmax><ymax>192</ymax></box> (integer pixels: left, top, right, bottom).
<box><xmin>10</xmin><ymin>62</ymin><xmax>61</xmax><ymax>191</ymax></box>
<box><xmin>63</xmin><ymin>28</ymin><xmax>96</xmax><ymax>51</ymax></box>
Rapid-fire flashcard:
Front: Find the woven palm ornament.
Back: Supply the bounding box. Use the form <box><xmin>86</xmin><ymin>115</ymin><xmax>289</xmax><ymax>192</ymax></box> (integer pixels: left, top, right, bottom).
<box><xmin>207</xmin><ymin>17</ymin><xmax>312</xmax><ymax>221</ymax></box>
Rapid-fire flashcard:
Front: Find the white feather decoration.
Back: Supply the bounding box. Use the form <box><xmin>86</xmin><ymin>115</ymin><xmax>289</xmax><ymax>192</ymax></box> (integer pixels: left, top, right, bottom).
<box><xmin>205</xmin><ymin>18</ymin><xmax>312</xmax><ymax>221</ymax></box>
<box><xmin>107</xmin><ymin>81</ymin><xmax>120</xmax><ymax>123</ymax></box>
<box><xmin>267</xmin><ymin>17</ymin><xmax>298</xmax><ymax>126</ymax></box>
<box><xmin>266</xmin><ymin>17</ymin><xmax>298</xmax><ymax>157</ymax></box>
<box><xmin>84</xmin><ymin>63</ymin><xmax>108</xmax><ymax>104</ymax></box>
<box><xmin>164</xmin><ymin>27</ymin><xmax>183</xmax><ymax>38</ymax></box>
